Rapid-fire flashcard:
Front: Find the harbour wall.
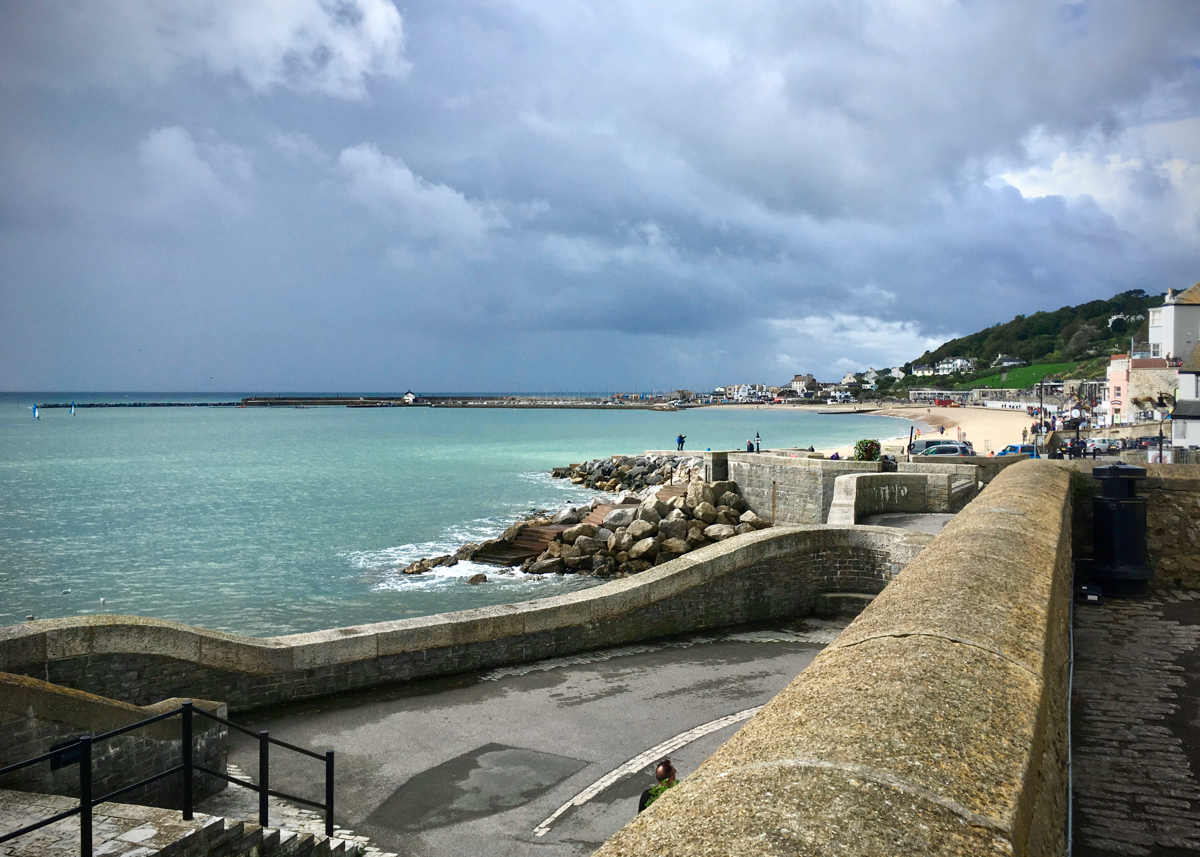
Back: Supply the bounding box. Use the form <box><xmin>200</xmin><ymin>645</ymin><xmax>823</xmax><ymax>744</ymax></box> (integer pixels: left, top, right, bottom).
<box><xmin>707</xmin><ymin>451</ymin><xmax>1020</xmax><ymax>524</ymax></box>
<box><xmin>595</xmin><ymin>459</ymin><xmax>1074</xmax><ymax>857</ymax></box>
<box><xmin>0</xmin><ymin>527</ymin><xmax>931</xmax><ymax>714</ymax></box>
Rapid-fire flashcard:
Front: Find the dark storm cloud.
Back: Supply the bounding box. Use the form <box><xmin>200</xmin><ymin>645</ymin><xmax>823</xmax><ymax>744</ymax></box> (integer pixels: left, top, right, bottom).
<box><xmin>1</xmin><ymin>0</ymin><xmax>1199</xmax><ymax>392</ymax></box>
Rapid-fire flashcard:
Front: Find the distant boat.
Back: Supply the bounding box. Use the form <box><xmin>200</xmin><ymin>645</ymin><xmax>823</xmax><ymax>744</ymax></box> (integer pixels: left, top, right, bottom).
<box><xmin>70</xmin><ymin>402</ymin><xmax>76</xmax><ymax>416</ymax></box>
<box><xmin>32</xmin><ymin>404</ymin><xmax>40</xmax><ymax>420</ymax></box>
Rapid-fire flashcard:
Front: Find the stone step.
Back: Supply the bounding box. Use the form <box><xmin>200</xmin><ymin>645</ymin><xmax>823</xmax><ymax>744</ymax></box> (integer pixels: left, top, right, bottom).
<box><xmin>0</xmin><ymin>789</ymin><xmax>363</xmax><ymax>857</ymax></box>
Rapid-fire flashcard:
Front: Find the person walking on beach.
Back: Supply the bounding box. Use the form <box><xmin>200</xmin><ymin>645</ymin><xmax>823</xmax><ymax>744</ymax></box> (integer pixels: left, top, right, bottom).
<box><xmin>677</xmin><ymin>434</ymin><xmax>686</xmax><ymax>451</ymax></box>
<box><xmin>639</xmin><ymin>759</ymin><xmax>678</xmax><ymax>813</ymax></box>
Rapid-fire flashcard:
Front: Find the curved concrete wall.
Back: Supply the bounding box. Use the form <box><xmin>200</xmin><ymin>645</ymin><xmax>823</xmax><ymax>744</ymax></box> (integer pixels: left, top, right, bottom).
<box><xmin>0</xmin><ymin>526</ymin><xmax>931</xmax><ymax>713</ymax></box>
<box><xmin>595</xmin><ymin>460</ymin><xmax>1072</xmax><ymax>857</ymax></box>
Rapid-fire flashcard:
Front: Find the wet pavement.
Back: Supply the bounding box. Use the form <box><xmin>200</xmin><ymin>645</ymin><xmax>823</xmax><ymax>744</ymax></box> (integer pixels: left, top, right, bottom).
<box><xmin>860</xmin><ymin>512</ymin><xmax>955</xmax><ymax>534</ymax></box>
<box><xmin>1073</xmin><ymin>590</ymin><xmax>1200</xmax><ymax>856</ymax></box>
<box><xmin>212</xmin><ymin>620</ymin><xmax>844</xmax><ymax>856</ymax></box>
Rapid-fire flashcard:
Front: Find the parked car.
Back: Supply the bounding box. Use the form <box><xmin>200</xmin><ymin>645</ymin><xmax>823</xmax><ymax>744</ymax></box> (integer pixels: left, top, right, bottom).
<box><xmin>998</xmin><ymin>444</ymin><xmax>1040</xmax><ymax>458</ymax></box>
<box><xmin>917</xmin><ymin>443</ymin><xmax>974</xmax><ymax>456</ymax></box>
<box><xmin>910</xmin><ymin>438</ymin><xmax>969</xmax><ymax>454</ymax></box>
<box><xmin>1085</xmin><ymin>439</ymin><xmax>1119</xmax><ymax>454</ymax></box>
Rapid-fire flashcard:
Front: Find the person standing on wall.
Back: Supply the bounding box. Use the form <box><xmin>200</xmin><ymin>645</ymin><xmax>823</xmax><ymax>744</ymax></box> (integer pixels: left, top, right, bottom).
<box><xmin>677</xmin><ymin>434</ymin><xmax>686</xmax><ymax>451</ymax></box>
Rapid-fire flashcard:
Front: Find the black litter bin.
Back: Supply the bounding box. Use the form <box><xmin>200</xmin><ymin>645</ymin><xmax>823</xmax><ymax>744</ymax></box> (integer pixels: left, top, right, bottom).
<box><xmin>1087</xmin><ymin>463</ymin><xmax>1152</xmax><ymax>596</ymax></box>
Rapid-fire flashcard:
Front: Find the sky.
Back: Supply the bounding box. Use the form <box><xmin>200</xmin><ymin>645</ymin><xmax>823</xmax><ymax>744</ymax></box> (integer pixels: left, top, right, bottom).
<box><xmin>2</xmin><ymin>0</ymin><xmax>1199</xmax><ymax>393</ymax></box>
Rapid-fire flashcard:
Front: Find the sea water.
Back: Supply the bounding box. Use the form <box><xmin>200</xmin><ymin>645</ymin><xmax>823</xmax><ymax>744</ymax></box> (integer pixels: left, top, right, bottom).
<box><xmin>0</xmin><ymin>394</ymin><xmax>912</xmax><ymax>636</ymax></box>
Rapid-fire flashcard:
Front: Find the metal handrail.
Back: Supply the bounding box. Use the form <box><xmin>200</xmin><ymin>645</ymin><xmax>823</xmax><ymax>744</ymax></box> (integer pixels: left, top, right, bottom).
<box><xmin>0</xmin><ymin>700</ymin><xmax>336</xmax><ymax>855</ymax></box>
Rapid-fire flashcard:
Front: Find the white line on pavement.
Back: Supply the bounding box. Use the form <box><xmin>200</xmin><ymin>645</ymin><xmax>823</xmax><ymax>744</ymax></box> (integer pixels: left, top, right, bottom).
<box><xmin>531</xmin><ymin>705</ymin><xmax>764</xmax><ymax>837</ymax></box>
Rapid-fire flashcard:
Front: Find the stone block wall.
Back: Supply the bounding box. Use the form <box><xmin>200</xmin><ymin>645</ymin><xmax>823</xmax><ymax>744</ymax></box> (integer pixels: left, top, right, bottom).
<box><xmin>726</xmin><ymin>453</ymin><xmax>882</xmax><ymax>524</ymax></box>
<box><xmin>0</xmin><ymin>673</ymin><xmax>226</xmax><ymax>808</ymax></box>
<box><xmin>594</xmin><ymin>460</ymin><xmax>1074</xmax><ymax>857</ymax></box>
<box><xmin>0</xmin><ymin>527</ymin><xmax>931</xmax><ymax>713</ymax></box>
<box><xmin>1066</xmin><ymin>461</ymin><xmax>1200</xmax><ymax>588</ymax></box>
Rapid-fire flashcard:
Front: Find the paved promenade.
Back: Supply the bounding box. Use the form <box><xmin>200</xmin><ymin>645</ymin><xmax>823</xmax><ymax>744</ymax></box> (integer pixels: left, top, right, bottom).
<box><xmin>205</xmin><ymin>620</ymin><xmax>845</xmax><ymax>857</ymax></box>
<box><xmin>1073</xmin><ymin>589</ymin><xmax>1200</xmax><ymax>856</ymax></box>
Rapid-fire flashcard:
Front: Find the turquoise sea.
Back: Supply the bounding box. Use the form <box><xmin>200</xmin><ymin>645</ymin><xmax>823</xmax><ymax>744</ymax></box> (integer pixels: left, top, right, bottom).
<box><xmin>0</xmin><ymin>394</ymin><xmax>913</xmax><ymax>637</ymax></box>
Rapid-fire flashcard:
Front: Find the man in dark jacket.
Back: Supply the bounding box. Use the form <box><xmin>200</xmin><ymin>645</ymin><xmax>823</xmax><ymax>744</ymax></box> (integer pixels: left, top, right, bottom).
<box><xmin>638</xmin><ymin>759</ymin><xmax>677</xmax><ymax>813</ymax></box>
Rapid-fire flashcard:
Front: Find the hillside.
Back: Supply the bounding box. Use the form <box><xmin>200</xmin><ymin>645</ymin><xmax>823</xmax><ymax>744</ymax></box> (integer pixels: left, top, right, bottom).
<box><xmin>910</xmin><ymin>289</ymin><xmax>1165</xmax><ymax>369</ymax></box>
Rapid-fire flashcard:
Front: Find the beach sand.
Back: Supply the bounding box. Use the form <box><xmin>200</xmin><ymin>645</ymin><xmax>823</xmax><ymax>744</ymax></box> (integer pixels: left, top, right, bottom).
<box><xmin>707</xmin><ymin>403</ymin><xmax>1033</xmax><ymax>458</ymax></box>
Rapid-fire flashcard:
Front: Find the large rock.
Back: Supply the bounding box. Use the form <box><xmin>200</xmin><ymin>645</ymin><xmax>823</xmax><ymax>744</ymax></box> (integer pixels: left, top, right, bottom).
<box><xmin>560</xmin><ymin>543</ymin><xmax>582</xmax><ymax>560</ymax></box>
<box><xmin>527</xmin><ymin>557</ymin><xmax>564</xmax><ymax>574</ymax></box>
<box><xmin>603</xmin><ymin>507</ymin><xmax>637</xmax><ymax>529</ymax></box>
<box><xmin>718</xmin><ymin>491</ymin><xmax>747</xmax><ymax>512</ymax></box>
<box><xmin>664</xmin><ymin>508</ymin><xmax>687</xmax><ymax>522</ymax></box>
<box><xmin>466</xmin><ymin>573</ymin><xmax>488</xmax><ymax>585</ymax></box>
<box><xmin>635</xmin><ymin>506</ymin><xmax>661</xmax><ymax>526</ymax></box>
<box><xmin>658</xmin><ymin>518</ymin><xmax>688</xmax><ymax>542</ymax></box>
<box><xmin>703</xmin><ymin>523</ymin><xmax>737</xmax><ymax>541</ymax></box>
<box><xmin>641</xmin><ymin>497</ymin><xmax>670</xmax><ymax>517</ymax></box>
<box><xmin>628</xmin><ymin>519</ymin><xmax>658</xmax><ymax>540</ymax></box>
<box><xmin>594</xmin><ymin>527</ymin><xmax>614</xmax><ymax>544</ymax></box>
<box><xmin>685</xmin><ymin>529</ymin><xmax>708</xmax><ymax>548</ymax></box>
<box><xmin>499</xmin><ymin>521</ymin><xmax>526</xmax><ymax>542</ymax></box>
<box><xmin>735</xmin><ymin>523</ymin><xmax>756</xmax><ymax>536</ymax></box>
<box><xmin>711</xmin><ymin>480</ymin><xmax>737</xmax><ymax>499</ymax></box>
<box><xmin>574</xmin><ymin>535</ymin><xmax>605</xmax><ymax>555</ymax></box>
<box><xmin>608</xmin><ymin>531</ymin><xmax>634</xmax><ymax>554</ymax></box>
<box><xmin>551</xmin><ymin>508</ymin><xmax>578</xmax><ymax>525</ymax></box>
<box><xmin>740</xmin><ymin>510</ymin><xmax>771</xmax><ymax>529</ymax></box>
<box><xmin>693</xmin><ymin>502</ymin><xmax>718</xmax><ymax>524</ymax></box>
<box><xmin>629</xmin><ymin>537</ymin><xmax>659</xmax><ymax>560</ymax></box>
<box><xmin>454</xmin><ymin>543</ymin><xmax>480</xmax><ymax>561</ymax></box>
<box><xmin>627</xmin><ymin>560</ymin><xmax>653</xmax><ymax>574</ymax></box>
<box><xmin>563</xmin><ymin>522</ymin><xmax>597</xmax><ymax>544</ymax></box>
<box><xmin>592</xmin><ymin>555</ymin><xmax>617</xmax><ymax>576</ymax></box>
<box><xmin>686</xmin><ymin>480</ymin><xmax>715</xmax><ymax>508</ymax></box>
<box><xmin>716</xmin><ymin>510</ymin><xmax>738</xmax><ymax>527</ymax></box>
<box><xmin>661</xmin><ymin>537</ymin><xmax>691</xmax><ymax>555</ymax></box>
<box><xmin>668</xmin><ymin>496</ymin><xmax>687</xmax><ymax>511</ymax></box>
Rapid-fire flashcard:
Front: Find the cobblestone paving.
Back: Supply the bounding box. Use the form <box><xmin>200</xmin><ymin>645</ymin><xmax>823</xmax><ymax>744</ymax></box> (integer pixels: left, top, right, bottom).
<box><xmin>1073</xmin><ymin>590</ymin><xmax>1200</xmax><ymax>856</ymax></box>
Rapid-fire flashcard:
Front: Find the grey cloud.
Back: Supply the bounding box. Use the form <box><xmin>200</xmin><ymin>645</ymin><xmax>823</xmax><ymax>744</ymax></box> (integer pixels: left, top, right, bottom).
<box><xmin>2</xmin><ymin>0</ymin><xmax>1200</xmax><ymax>393</ymax></box>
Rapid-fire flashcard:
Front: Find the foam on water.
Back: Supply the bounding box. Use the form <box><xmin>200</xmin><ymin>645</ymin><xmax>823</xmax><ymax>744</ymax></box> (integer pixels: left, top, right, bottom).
<box><xmin>0</xmin><ymin>395</ymin><xmax>913</xmax><ymax>636</ymax></box>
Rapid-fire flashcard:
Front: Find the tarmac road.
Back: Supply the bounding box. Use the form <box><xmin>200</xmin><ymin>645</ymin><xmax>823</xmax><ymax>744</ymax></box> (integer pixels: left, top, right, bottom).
<box><xmin>214</xmin><ymin>618</ymin><xmax>846</xmax><ymax>856</ymax></box>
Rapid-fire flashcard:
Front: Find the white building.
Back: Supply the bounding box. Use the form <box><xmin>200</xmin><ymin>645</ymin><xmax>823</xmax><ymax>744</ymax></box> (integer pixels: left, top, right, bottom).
<box><xmin>888</xmin><ymin>367</ymin><xmax>906</xmax><ymax>380</ymax></box>
<box><xmin>911</xmin><ymin>364</ymin><xmax>935</xmax><ymax>377</ymax></box>
<box><xmin>863</xmin><ymin>368</ymin><xmax>880</xmax><ymax>382</ymax></box>
<box><xmin>991</xmin><ymin>354</ymin><xmax>1025</xmax><ymax>369</ymax></box>
<box><xmin>934</xmin><ymin>357</ymin><xmax>977</xmax><ymax>374</ymax></box>
<box><xmin>840</xmin><ymin>371</ymin><xmax>859</xmax><ymax>385</ymax></box>
<box><xmin>1174</xmin><ymin>344</ymin><xmax>1200</xmax><ymax>447</ymax></box>
<box><xmin>1148</xmin><ymin>282</ymin><xmax>1200</xmax><ymax>359</ymax></box>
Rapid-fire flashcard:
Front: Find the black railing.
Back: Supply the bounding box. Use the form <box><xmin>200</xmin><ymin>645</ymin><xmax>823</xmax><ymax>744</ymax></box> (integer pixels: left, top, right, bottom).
<box><xmin>0</xmin><ymin>701</ymin><xmax>334</xmax><ymax>855</ymax></box>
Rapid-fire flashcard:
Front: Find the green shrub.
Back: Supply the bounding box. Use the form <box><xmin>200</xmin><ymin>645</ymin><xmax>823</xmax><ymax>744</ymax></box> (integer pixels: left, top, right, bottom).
<box><xmin>854</xmin><ymin>439</ymin><xmax>881</xmax><ymax>461</ymax></box>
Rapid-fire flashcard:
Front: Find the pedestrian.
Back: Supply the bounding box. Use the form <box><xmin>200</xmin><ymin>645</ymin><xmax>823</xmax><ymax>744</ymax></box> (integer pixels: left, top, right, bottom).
<box><xmin>677</xmin><ymin>434</ymin><xmax>686</xmax><ymax>451</ymax></box>
<box><xmin>639</xmin><ymin>759</ymin><xmax>678</xmax><ymax>813</ymax></box>
<box><xmin>746</xmin><ymin>439</ymin><xmax>754</xmax><ymax>453</ymax></box>
<box><xmin>939</xmin><ymin>425</ymin><xmax>945</xmax><ymax>436</ymax></box>
<box><xmin>1022</xmin><ymin>428</ymin><xmax>1028</xmax><ymax>444</ymax></box>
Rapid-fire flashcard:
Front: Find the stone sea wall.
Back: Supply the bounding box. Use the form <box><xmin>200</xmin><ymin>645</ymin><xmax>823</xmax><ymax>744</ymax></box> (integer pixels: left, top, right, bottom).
<box><xmin>595</xmin><ymin>460</ymin><xmax>1074</xmax><ymax>857</ymax></box>
<box><xmin>0</xmin><ymin>526</ymin><xmax>930</xmax><ymax>714</ymax></box>
<box><xmin>0</xmin><ymin>673</ymin><xmax>227</xmax><ymax>808</ymax></box>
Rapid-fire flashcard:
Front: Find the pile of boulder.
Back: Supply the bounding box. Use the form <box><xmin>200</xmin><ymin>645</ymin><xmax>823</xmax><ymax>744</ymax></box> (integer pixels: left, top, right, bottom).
<box><xmin>552</xmin><ymin>454</ymin><xmax>702</xmax><ymax>493</ymax></box>
<box><xmin>525</xmin><ymin>479</ymin><xmax>770</xmax><ymax>578</ymax></box>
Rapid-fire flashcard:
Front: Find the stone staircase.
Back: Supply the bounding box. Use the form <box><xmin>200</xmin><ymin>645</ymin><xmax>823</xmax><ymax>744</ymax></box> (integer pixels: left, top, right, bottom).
<box><xmin>0</xmin><ymin>789</ymin><xmax>363</xmax><ymax>857</ymax></box>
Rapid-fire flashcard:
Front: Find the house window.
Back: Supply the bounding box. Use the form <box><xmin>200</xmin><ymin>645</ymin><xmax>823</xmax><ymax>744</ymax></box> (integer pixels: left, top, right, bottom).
<box><xmin>1151</xmin><ymin>344</ymin><xmax>1161</xmax><ymax>357</ymax></box>
<box><xmin>1150</xmin><ymin>309</ymin><xmax>1162</xmax><ymax>325</ymax></box>
<box><xmin>1115</xmin><ymin>386</ymin><xmax>1121</xmax><ymax>397</ymax></box>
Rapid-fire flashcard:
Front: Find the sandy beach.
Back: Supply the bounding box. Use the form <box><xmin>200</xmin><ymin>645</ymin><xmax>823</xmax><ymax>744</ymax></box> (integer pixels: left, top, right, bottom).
<box><xmin>705</xmin><ymin>402</ymin><xmax>1032</xmax><ymax>457</ymax></box>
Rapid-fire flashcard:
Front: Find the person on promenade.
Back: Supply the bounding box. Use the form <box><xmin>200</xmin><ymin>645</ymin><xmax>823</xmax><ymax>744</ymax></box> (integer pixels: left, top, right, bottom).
<box><xmin>639</xmin><ymin>759</ymin><xmax>677</xmax><ymax>813</ymax></box>
<box><xmin>1022</xmin><ymin>428</ymin><xmax>1028</xmax><ymax>443</ymax></box>
<box><xmin>677</xmin><ymin>434</ymin><xmax>686</xmax><ymax>451</ymax></box>
<box><xmin>746</xmin><ymin>439</ymin><xmax>754</xmax><ymax>452</ymax></box>
<box><xmin>939</xmin><ymin>425</ymin><xmax>945</xmax><ymax>435</ymax></box>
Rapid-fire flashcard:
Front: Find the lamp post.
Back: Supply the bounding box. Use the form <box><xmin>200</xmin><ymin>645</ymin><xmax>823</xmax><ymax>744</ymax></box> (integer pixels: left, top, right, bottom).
<box><xmin>755</xmin><ymin>432</ymin><xmax>761</xmax><ymax>453</ymax></box>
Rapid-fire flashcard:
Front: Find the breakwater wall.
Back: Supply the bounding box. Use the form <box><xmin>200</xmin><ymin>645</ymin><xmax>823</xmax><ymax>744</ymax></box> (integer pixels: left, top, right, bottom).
<box><xmin>0</xmin><ymin>527</ymin><xmax>929</xmax><ymax>714</ymax></box>
<box><xmin>705</xmin><ymin>451</ymin><xmax>1020</xmax><ymax>524</ymax></box>
<box><xmin>0</xmin><ymin>673</ymin><xmax>227</xmax><ymax>808</ymax></box>
<box><xmin>595</xmin><ymin>459</ymin><xmax>1073</xmax><ymax>857</ymax></box>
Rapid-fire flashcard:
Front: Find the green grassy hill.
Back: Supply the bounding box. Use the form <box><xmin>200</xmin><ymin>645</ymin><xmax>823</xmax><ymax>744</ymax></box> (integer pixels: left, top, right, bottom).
<box><xmin>908</xmin><ymin>289</ymin><xmax>1164</xmax><ymax>370</ymax></box>
<box><xmin>967</xmin><ymin>362</ymin><xmax>1080</xmax><ymax>389</ymax></box>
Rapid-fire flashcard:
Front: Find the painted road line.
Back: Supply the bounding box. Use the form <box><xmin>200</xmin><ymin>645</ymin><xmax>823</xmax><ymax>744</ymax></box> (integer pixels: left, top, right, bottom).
<box><xmin>531</xmin><ymin>705</ymin><xmax>765</xmax><ymax>838</ymax></box>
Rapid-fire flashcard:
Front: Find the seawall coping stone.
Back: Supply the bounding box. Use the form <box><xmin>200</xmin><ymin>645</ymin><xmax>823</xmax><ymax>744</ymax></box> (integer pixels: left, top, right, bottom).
<box><xmin>593</xmin><ymin>459</ymin><xmax>1072</xmax><ymax>857</ymax></box>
